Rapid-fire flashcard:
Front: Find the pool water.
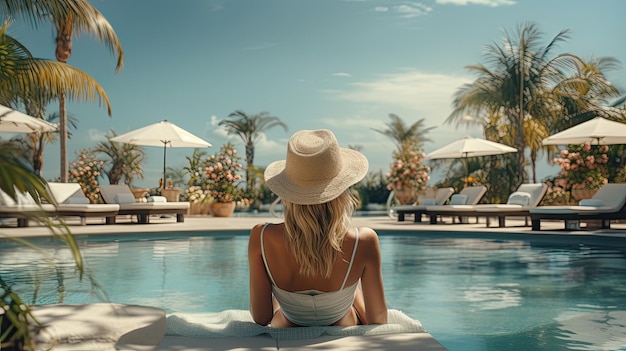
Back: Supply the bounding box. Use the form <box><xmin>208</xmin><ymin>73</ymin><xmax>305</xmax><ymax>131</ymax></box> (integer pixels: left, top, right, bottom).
<box><xmin>2</xmin><ymin>233</ymin><xmax>626</xmax><ymax>351</ymax></box>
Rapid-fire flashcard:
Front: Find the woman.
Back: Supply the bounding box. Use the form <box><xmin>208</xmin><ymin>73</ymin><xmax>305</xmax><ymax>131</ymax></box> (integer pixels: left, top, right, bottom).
<box><xmin>248</xmin><ymin>129</ymin><xmax>387</xmax><ymax>327</ymax></box>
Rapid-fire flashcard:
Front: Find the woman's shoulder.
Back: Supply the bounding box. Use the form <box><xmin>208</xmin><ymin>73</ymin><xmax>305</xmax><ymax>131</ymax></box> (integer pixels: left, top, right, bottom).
<box><xmin>356</xmin><ymin>226</ymin><xmax>379</xmax><ymax>241</ymax></box>
<box><xmin>355</xmin><ymin>227</ymin><xmax>382</xmax><ymax>256</ymax></box>
<box><xmin>250</xmin><ymin>222</ymin><xmax>284</xmax><ymax>239</ymax></box>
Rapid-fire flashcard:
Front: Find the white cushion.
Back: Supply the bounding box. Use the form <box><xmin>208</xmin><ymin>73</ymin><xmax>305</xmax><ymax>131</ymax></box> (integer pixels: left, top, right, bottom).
<box><xmin>507</xmin><ymin>191</ymin><xmax>531</xmax><ymax>206</ymax></box>
<box><xmin>419</xmin><ymin>199</ymin><xmax>437</xmax><ymax>206</ymax></box>
<box><xmin>148</xmin><ymin>196</ymin><xmax>167</xmax><ymax>203</ymax></box>
<box><xmin>0</xmin><ymin>190</ymin><xmax>16</xmax><ymax>206</ymax></box>
<box><xmin>16</xmin><ymin>191</ymin><xmax>37</xmax><ymax>205</ymax></box>
<box><xmin>449</xmin><ymin>194</ymin><xmax>468</xmax><ymax>205</ymax></box>
<box><xmin>115</xmin><ymin>193</ymin><xmax>137</xmax><ymax>204</ymax></box>
<box><xmin>579</xmin><ymin>199</ymin><xmax>604</xmax><ymax>207</ymax></box>
<box><xmin>66</xmin><ymin>196</ymin><xmax>90</xmax><ymax>204</ymax></box>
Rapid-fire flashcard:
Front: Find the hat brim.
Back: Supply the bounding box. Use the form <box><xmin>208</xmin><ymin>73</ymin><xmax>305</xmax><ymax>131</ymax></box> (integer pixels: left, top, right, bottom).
<box><xmin>264</xmin><ymin>148</ymin><xmax>368</xmax><ymax>205</ymax></box>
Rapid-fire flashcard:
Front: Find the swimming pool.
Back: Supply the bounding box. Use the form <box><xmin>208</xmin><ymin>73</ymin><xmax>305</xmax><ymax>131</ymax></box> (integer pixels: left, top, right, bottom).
<box><xmin>2</xmin><ymin>232</ymin><xmax>626</xmax><ymax>351</ymax></box>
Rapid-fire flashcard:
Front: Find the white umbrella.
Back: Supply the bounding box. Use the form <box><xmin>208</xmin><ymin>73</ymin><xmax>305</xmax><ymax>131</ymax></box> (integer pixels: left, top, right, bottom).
<box><xmin>425</xmin><ymin>136</ymin><xmax>517</xmax><ymax>160</ymax></box>
<box><xmin>0</xmin><ymin>103</ymin><xmax>57</xmax><ymax>133</ymax></box>
<box><xmin>110</xmin><ymin>120</ymin><xmax>212</xmax><ymax>187</ymax></box>
<box><xmin>542</xmin><ymin>117</ymin><xmax>626</xmax><ymax>145</ymax></box>
<box><xmin>425</xmin><ymin>136</ymin><xmax>517</xmax><ymax>183</ymax></box>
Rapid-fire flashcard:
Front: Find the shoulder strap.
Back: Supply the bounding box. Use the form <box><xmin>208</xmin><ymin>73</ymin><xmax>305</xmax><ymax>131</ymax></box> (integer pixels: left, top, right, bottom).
<box><xmin>259</xmin><ymin>223</ymin><xmax>277</xmax><ymax>286</ymax></box>
<box><xmin>340</xmin><ymin>228</ymin><xmax>359</xmax><ymax>289</ymax></box>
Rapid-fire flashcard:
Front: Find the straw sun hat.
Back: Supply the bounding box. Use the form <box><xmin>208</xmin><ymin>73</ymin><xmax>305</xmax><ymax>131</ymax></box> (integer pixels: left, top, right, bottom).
<box><xmin>264</xmin><ymin>129</ymin><xmax>368</xmax><ymax>205</ymax></box>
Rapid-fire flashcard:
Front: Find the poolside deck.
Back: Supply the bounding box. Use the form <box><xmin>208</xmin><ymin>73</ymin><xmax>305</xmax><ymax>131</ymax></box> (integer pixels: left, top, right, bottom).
<box><xmin>4</xmin><ymin>213</ymin><xmax>626</xmax><ymax>351</ymax></box>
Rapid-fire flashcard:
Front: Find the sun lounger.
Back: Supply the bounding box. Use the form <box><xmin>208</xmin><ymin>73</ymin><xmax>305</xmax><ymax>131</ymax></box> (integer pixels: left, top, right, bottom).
<box><xmin>425</xmin><ymin>184</ymin><xmax>547</xmax><ymax>227</ymax></box>
<box><xmin>0</xmin><ymin>187</ymin><xmax>56</xmax><ymax>227</ymax></box>
<box><xmin>423</xmin><ymin>185</ymin><xmax>488</xmax><ymax>224</ymax></box>
<box><xmin>529</xmin><ymin>183</ymin><xmax>626</xmax><ymax>231</ymax></box>
<box><xmin>46</xmin><ymin>182</ymin><xmax>119</xmax><ymax>225</ymax></box>
<box><xmin>394</xmin><ymin>187</ymin><xmax>455</xmax><ymax>222</ymax></box>
<box><xmin>99</xmin><ymin>185</ymin><xmax>190</xmax><ymax>224</ymax></box>
<box><xmin>472</xmin><ymin>183</ymin><xmax>549</xmax><ymax>227</ymax></box>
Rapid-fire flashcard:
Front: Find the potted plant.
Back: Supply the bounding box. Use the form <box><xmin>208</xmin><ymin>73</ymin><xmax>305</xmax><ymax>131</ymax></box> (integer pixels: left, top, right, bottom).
<box><xmin>183</xmin><ymin>149</ymin><xmax>213</xmax><ymax>214</ymax></box>
<box><xmin>183</xmin><ymin>185</ymin><xmax>212</xmax><ymax>215</ymax></box>
<box><xmin>553</xmin><ymin>144</ymin><xmax>609</xmax><ymax>200</ymax></box>
<box><xmin>69</xmin><ymin>149</ymin><xmax>106</xmax><ymax>203</ymax></box>
<box><xmin>386</xmin><ymin>140</ymin><xmax>430</xmax><ymax>204</ymax></box>
<box><xmin>204</xmin><ymin>143</ymin><xmax>249</xmax><ymax>217</ymax></box>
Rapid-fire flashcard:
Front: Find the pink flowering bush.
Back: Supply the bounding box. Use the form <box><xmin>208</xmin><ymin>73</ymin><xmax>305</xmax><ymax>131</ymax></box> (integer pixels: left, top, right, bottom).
<box><xmin>554</xmin><ymin>144</ymin><xmax>609</xmax><ymax>191</ymax></box>
<box><xmin>386</xmin><ymin>140</ymin><xmax>430</xmax><ymax>192</ymax></box>
<box><xmin>204</xmin><ymin>143</ymin><xmax>248</xmax><ymax>203</ymax></box>
<box><xmin>69</xmin><ymin>149</ymin><xmax>105</xmax><ymax>203</ymax></box>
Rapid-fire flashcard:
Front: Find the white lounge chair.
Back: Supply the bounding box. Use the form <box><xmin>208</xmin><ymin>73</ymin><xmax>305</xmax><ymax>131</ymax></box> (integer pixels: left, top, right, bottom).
<box><xmin>99</xmin><ymin>185</ymin><xmax>190</xmax><ymax>224</ymax></box>
<box><xmin>425</xmin><ymin>184</ymin><xmax>547</xmax><ymax>227</ymax></box>
<box><xmin>46</xmin><ymin>182</ymin><xmax>120</xmax><ymax>225</ymax></box>
<box><xmin>0</xmin><ymin>187</ymin><xmax>56</xmax><ymax>227</ymax></box>
<box><xmin>473</xmin><ymin>183</ymin><xmax>549</xmax><ymax>227</ymax></box>
<box><xmin>529</xmin><ymin>183</ymin><xmax>626</xmax><ymax>231</ymax></box>
<box><xmin>394</xmin><ymin>187</ymin><xmax>455</xmax><ymax>222</ymax></box>
<box><xmin>424</xmin><ymin>185</ymin><xmax>488</xmax><ymax>224</ymax></box>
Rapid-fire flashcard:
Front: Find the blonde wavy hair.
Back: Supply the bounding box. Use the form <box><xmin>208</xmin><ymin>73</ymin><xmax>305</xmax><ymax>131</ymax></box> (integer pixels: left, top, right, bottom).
<box><xmin>283</xmin><ymin>190</ymin><xmax>360</xmax><ymax>278</ymax></box>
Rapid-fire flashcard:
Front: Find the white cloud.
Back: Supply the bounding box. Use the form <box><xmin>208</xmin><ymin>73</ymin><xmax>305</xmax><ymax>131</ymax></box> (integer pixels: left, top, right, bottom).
<box><xmin>332</xmin><ymin>72</ymin><xmax>352</xmax><ymax>77</ymax></box>
<box><xmin>394</xmin><ymin>3</ymin><xmax>432</xmax><ymax>18</ymax></box>
<box><xmin>209</xmin><ymin>115</ymin><xmax>230</xmax><ymax>139</ymax></box>
<box><xmin>319</xmin><ymin>69</ymin><xmax>484</xmax><ymax>176</ymax></box>
<box><xmin>372</xmin><ymin>2</ymin><xmax>431</xmax><ymax>18</ymax></box>
<box><xmin>331</xmin><ymin>69</ymin><xmax>470</xmax><ymax>118</ymax></box>
<box><xmin>436</xmin><ymin>0</ymin><xmax>516</xmax><ymax>6</ymax></box>
<box><xmin>87</xmin><ymin>129</ymin><xmax>109</xmax><ymax>142</ymax></box>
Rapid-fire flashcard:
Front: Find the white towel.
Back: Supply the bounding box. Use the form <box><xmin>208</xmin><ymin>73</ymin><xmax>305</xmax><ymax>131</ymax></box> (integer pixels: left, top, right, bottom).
<box><xmin>165</xmin><ymin>309</ymin><xmax>425</xmax><ymax>340</ymax></box>
<box><xmin>148</xmin><ymin>196</ymin><xmax>167</xmax><ymax>203</ymax></box>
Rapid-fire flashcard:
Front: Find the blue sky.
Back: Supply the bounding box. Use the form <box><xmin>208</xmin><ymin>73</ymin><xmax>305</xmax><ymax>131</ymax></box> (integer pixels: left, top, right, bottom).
<box><xmin>7</xmin><ymin>0</ymin><xmax>626</xmax><ymax>188</ymax></box>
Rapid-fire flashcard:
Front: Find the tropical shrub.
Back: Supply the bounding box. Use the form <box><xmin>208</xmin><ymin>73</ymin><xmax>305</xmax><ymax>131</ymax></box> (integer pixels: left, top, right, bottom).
<box><xmin>69</xmin><ymin>149</ymin><xmax>105</xmax><ymax>203</ymax></box>
<box><xmin>386</xmin><ymin>140</ymin><xmax>430</xmax><ymax>192</ymax></box>
<box><xmin>553</xmin><ymin>144</ymin><xmax>609</xmax><ymax>191</ymax></box>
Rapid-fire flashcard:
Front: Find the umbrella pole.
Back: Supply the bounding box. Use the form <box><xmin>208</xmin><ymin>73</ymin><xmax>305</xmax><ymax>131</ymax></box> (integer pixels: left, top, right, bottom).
<box><xmin>462</xmin><ymin>154</ymin><xmax>468</xmax><ymax>187</ymax></box>
<box><xmin>162</xmin><ymin>144</ymin><xmax>167</xmax><ymax>190</ymax></box>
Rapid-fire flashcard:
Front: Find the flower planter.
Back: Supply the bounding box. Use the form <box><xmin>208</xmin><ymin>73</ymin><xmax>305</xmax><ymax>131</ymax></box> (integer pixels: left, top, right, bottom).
<box><xmin>393</xmin><ymin>187</ymin><xmax>419</xmax><ymax>205</ymax></box>
<box><xmin>571</xmin><ymin>189</ymin><xmax>598</xmax><ymax>201</ymax></box>
<box><xmin>130</xmin><ymin>188</ymin><xmax>149</xmax><ymax>202</ymax></box>
<box><xmin>189</xmin><ymin>201</ymin><xmax>210</xmax><ymax>215</ymax></box>
<box><xmin>210</xmin><ymin>202</ymin><xmax>236</xmax><ymax>217</ymax></box>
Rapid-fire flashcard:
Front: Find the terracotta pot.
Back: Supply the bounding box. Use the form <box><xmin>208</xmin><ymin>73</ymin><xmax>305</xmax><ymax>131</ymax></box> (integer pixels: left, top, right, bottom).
<box><xmin>393</xmin><ymin>187</ymin><xmax>419</xmax><ymax>205</ymax></box>
<box><xmin>189</xmin><ymin>202</ymin><xmax>210</xmax><ymax>215</ymax></box>
<box><xmin>210</xmin><ymin>202</ymin><xmax>236</xmax><ymax>217</ymax></box>
<box><xmin>130</xmin><ymin>188</ymin><xmax>149</xmax><ymax>202</ymax></box>
<box><xmin>571</xmin><ymin>188</ymin><xmax>598</xmax><ymax>201</ymax></box>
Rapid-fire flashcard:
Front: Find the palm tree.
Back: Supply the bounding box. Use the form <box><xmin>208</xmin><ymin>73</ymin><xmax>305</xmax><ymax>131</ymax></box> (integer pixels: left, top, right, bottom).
<box><xmin>546</xmin><ymin>56</ymin><xmax>624</xmax><ymax>132</ymax></box>
<box><xmin>218</xmin><ymin>110</ymin><xmax>287</xmax><ymax>192</ymax></box>
<box><xmin>2</xmin><ymin>0</ymin><xmax>124</xmax><ymax>182</ymax></box>
<box><xmin>93</xmin><ymin>130</ymin><xmax>145</xmax><ymax>185</ymax></box>
<box><xmin>19</xmin><ymin>82</ymin><xmax>80</xmax><ymax>176</ymax></box>
<box><xmin>27</xmin><ymin>110</ymin><xmax>79</xmax><ymax>176</ymax></box>
<box><xmin>0</xmin><ymin>22</ymin><xmax>110</xmax><ymax>110</ymax></box>
<box><xmin>371</xmin><ymin>113</ymin><xmax>435</xmax><ymax>151</ymax></box>
<box><xmin>1</xmin><ymin>22</ymin><xmax>110</xmax><ymax>182</ymax></box>
<box><xmin>446</xmin><ymin>22</ymin><xmax>620</xmax><ymax>185</ymax></box>
<box><xmin>0</xmin><ymin>5</ymin><xmax>111</xmax><ymax>348</ymax></box>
